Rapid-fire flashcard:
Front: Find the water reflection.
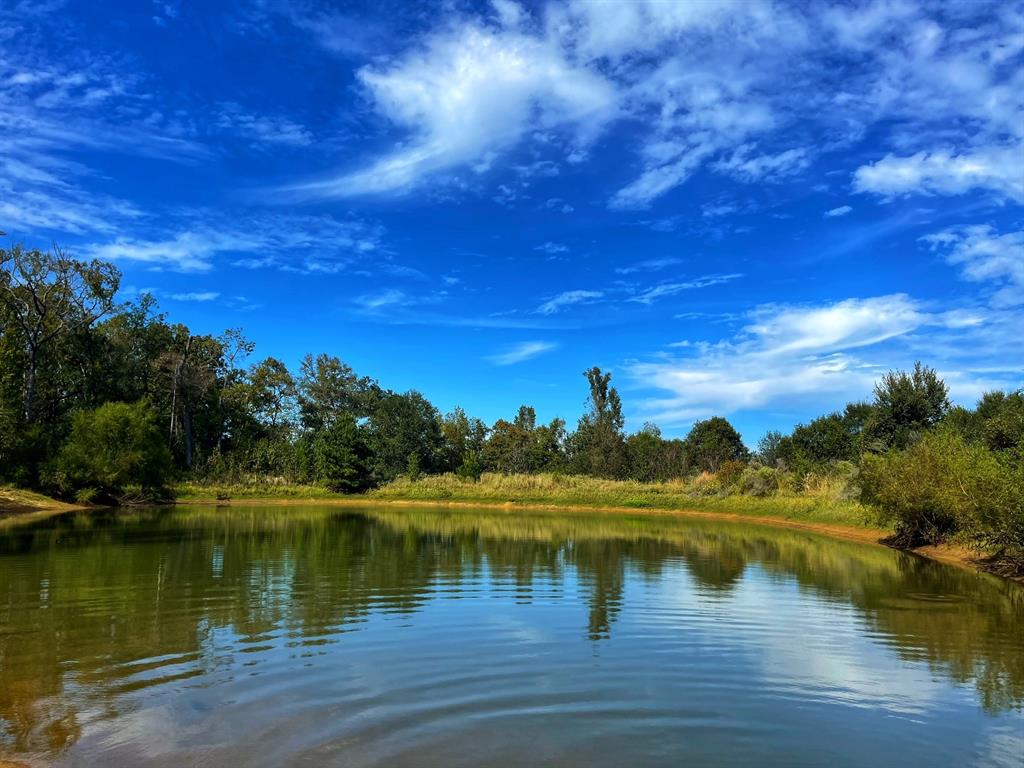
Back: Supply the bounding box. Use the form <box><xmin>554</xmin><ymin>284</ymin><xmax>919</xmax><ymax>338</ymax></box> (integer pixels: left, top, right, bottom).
<box><xmin>0</xmin><ymin>505</ymin><xmax>1021</xmax><ymax>766</ymax></box>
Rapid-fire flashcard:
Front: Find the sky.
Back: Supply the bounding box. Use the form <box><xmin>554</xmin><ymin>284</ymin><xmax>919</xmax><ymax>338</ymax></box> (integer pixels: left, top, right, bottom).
<box><xmin>2</xmin><ymin>0</ymin><xmax>1022</xmax><ymax>442</ymax></box>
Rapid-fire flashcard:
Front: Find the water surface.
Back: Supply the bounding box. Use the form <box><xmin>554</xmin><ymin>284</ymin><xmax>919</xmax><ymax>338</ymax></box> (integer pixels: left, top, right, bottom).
<box><xmin>1</xmin><ymin>505</ymin><xmax>1022</xmax><ymax>767</ymax></box>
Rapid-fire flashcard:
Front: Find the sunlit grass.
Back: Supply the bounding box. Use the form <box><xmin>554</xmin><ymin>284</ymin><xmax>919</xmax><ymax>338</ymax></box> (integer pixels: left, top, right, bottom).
<box><xmin>369</xmin><ymin>472</ymin><xmax>877</xmax><ymax>529</ymax></box>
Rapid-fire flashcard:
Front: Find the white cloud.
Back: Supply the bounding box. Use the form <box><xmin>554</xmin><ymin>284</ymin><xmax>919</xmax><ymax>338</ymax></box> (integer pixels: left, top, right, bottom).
<box><xmin>215</xmin><ymin>103</ymin><xmax>313</xmax><ymax>147</ymax></box>
<box><xmin>287</xmin><ymin>23</ymin><xmax>617</xmax><ymax>197</ymax></box>
<box><xmin>629</xmin><ymin>274</ymin><xmax>743</xmax><ymax>305</ymax></box>
<box><xmin>355</xmin><ymin>289</ymin><xmax>409</xmax><ymax>312</ymax></box>
<box><xmin>713</xmin><ymin>146</ymin><xmax>811</xmax><ymax>183</ymax></box>
<box><xmin>922</xmin><ymin>225</ymin><xmax>1024</xmax><ymax>307</ymax></box>
<box><xmin>825</xmin><ymin>205</ymin><xmax>853</xmax><ymax>218</ymax></box>
<box><xmin>83</xmin><ymin>213</ymin><xmax>385</xmax><ymax>274</ymax></box>
<box><xmin>853</xmin><ymin>146</ymin><xmax>1024</xmax><ymax>202</ymax></box>
<box><xmin>275</xmin><ymin>0</ymin><xmax>1023</xmax><ymax>212</ymax></box>
<box><xmin>487</xmin><ymin>340</ymin><xmax>558</xmax><ymax>365</ymax></box>
<box><xmin>169</xmin><ymin>291</ymin><xmax>220</xmax><ymax>302</ymax></box>
<box><xmin>536</xmin><ymin>289</ymin><xmax>603</xmax><ymax>315</ymax></box>
<box><xmin>615</xmin><ymin>257</ymin><xmax>682</xmax><ymax>275</ymax></box>
<box><xmin>534</xmin><ymin>241</ymin><xmax>569</xmax><ymax>255</ymax></box>
<box><xmin>86</xmin><ymin>231</ymin><xmax>238</xmax><ymax>273</ymax></box>
<box><xmin>630</xmin><ymin>294</ymin><xmax>1022</xmax><ymax>425</ymax></box>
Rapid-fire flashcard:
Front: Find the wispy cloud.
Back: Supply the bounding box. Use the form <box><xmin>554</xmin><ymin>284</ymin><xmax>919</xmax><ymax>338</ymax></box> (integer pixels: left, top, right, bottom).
<box><xmin>615</xmin><ymin>257</ymin><xmax>682</xmax><ymax>275</ymax></box>
<box><xmin>169</xmin><ymin>291</ymin><xmax>220</xmax><ymax>302</ymax></box>
<box><xmin>487</xmin><ymin>340</ymin><xmax>558</xmax><ymax>366</ymax></box>
<box><xmin>534</xmin><ymin>241</ymin><xmax>569</xmax><ymax>255</ymax></box>
<box><xmin>536</xmin><ymin>289</ymin><xmax>603</xmax><ymax>315</ymax></box>
<box><xmin>824</xmin><ymin>205</ymin><xmax>853</xmax><ymax>218</ymax></box>
<box><xmin>629</xmin><ymin>274</ymin><xmax>743</xmax><ymax>305</ymax></box>
<box><xmin>630</xmin><ymin>294</ymin><xmax>1021</xmax><ymax>425</ymax></box>
<box><xmin>922</xmin><ymin>225</ymin><xmax>1024</xmax><ymax>307</ymax></box>
<box><xmin>83</xmin><ymin>213</ymin><xmax>386</xmax><ymax>274</ymax></box>
<box><xmin>854</xmin><ymin>147</ymin><xmax>1024</xmax><ymax>203</ymax></box>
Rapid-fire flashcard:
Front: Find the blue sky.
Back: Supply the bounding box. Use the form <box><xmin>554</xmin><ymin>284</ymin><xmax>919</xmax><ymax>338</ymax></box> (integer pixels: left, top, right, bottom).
<box><xmin>2</xmin><ymin>0</ymin><xmax>1022</xmax><ymax>441</ymax></box>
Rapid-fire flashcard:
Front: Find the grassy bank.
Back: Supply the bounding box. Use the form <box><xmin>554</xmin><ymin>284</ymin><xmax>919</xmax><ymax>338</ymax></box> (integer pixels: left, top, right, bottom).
<box><xmin>0</xmin><ymin>486</ymin><xmax>86</xmax><ymax>516</ymax></box>
<box><xmin>173</xmin><ymin>481</ymin><xmax>339</xmax><ymax>501</ymax></box>
<box><xmin>174</xmin><ymin>472</ymin><xmax>875</xmax><ymax>530</ymax></box>
<box><xmin>367</xmin><ymin>472</ymin><xmax>875</xmax><ymax>528</ymax></box>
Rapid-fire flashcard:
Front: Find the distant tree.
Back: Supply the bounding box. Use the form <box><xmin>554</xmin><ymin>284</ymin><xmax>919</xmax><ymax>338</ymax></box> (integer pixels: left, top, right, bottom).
<box><xmin>626</xmin><ymin>423</ymin><xmax>673</xmax><ymax>482</ymax></box>
<box><xmin>570</xmin><ymin>367</ymin><xmax>627</xmax><ymax>477</ymax></box>
<box><xmin>308</xmin><ymin>414</ymin><xmax>370</xmax><ymax>492</ymax></box>
<box><xmin>48</xmin><ymin>401</ymin><xmax>171</xmax><ymax>498</ymax></box>
<box><xmin>297</xmin><ymin>353</ymin><xmax>376</xmax><ymax>431</ymax></box>
<box><xmin>245</xmin><ymin>357</ymin><xmax>298</xmax><ymax>432</ymax></box>
<box><xmin>0</xmin><ymin>244</ymin><xmax>120</xmax><ymax>425</ymax></box>
<box><xmin>756</xmin><ymin>430</ymin><xmax>785</xmax><ymax>467</ymax></box>
<box><xmin>366</xmin><ymin>391</ymin><xmax>443</xmax><ymax>482</ymax></box>
<box><xmin>441</xmin><ymin>406</ymin><xmax>488</xmax><ymax>472</ymax></box>
<box><xmin>865</xmin><ymin>362</ymin><xmax>949</xmax><ymax>450</ymax></box>
<box><xmin>683</xmin><ymin>416</ymin><xmax>747</xmax><ymax>473</ymax></box>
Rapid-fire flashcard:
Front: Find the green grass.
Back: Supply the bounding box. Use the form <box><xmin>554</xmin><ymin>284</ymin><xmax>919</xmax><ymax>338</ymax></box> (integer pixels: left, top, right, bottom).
<box><xmin>173</xmin><ymin>481</ymin><xmax>339</xmax><ymax>501</ymax></box>
<box><xmin>0</xmin><ymin>485</ymin><xmax>82</xmax><ymax>515</ymax></box>
<box><xmin>368</xmin><ymin>472</ymin><xmax>879</xmax><ymax>529</ymax></box>
<box><xmin>173</xmin><ymin>472</ymin><xmax>879</xmax><ymax>530</ymax></box>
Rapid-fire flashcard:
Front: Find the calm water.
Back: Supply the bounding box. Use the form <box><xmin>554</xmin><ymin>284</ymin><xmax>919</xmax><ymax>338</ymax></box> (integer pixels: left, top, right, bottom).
<box><xmin>1</xmin><ymin>506</ymin><xmax>1022</xmax><ymax>767</ymax></box>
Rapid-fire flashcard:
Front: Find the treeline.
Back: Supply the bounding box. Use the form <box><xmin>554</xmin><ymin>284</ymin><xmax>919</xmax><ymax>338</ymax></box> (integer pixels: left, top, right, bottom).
<box><xmin>1</xmin><ymin>244</ymin><xmax>1022</xmax><ymax>570</ymax></box>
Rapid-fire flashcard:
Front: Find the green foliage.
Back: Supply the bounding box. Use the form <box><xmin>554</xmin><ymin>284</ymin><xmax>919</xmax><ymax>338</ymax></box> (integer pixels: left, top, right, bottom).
<box><xmin>406</xmin><ymin>452</ymin><xmax>421</xmax><ymax>482</ymax></box>
<box><xmin>739</xmin><ymin>465</ymin><xmax>780</xmax><ymax>497</ymax></box>
<box><xmin>307</xmin><ymin>415</ymin><xmax>371</xmax><ymax>492</ymax></box>
<box><xmin>483</xmin><ymin>405</ymin><xmax>565</xmax><ymax>474</ymax></box>
<box><xmin>570</xmin><ymin>367</ymin><xmax>627</xmax><ymax>477</ymax></box>
<box><xmin>365</xmin><ymin>391</ymin><xmax>442</xmax><ymax>482</ymax></box>
<box><xmin>456</xmin><ymin>450</ymin><xmax>484</xmax><ymax>481</ymax></box>
<box><xmin>860</xmin><ymin>429</ymin><xmax>1020</xmax><ymax>552</ymax></box>
<box><xmin>47</xmin><ymin>401</ymin><xmax>171</xmax><ymax>498</ymax></box>
<box><xmin>683</xmin><ymin>417</ymin><xmax>747</xmax><ymax>473</ymax></box>
<box><xmin>864</xmin><ymin>362</ymin><xmax>949</xmax><ymax>450</ymax></box>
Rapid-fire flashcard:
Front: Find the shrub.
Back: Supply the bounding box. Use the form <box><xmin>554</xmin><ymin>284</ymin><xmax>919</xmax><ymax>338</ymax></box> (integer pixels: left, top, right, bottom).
<box><xmin>859</xmin><ymin>430</ymin><xmax>1010</xmax><ymax>548</ymax></box>
<box><xmin>716</xmin><ymin>459</ymin><xmax>747</xmax><ymax>489</ymax></box>
<box><xmin>308</xmin><ymin>415</ymin><xmax>371</xmax><ymax>492</ymax></box>
<box><xmin>740</xmin><ymin>466</ymin><xmax>779</xmax><ymax>497</ymax></box>
<box><xmin>48</xmin><ymin>401</ymin><xmax>171</xmax><ymax>499</ymax></box>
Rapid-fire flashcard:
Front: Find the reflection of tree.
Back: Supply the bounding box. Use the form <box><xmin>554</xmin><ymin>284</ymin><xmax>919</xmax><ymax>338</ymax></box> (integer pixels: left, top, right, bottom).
<box><xmin>0</xmin><ymin>505</ymin><xmax>1022</xmax><ymax>758</ymax></box>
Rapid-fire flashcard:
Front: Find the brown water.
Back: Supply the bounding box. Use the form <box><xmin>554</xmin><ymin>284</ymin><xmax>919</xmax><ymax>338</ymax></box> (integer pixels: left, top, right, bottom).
<box><xmin>1</xmin><ymin>505</ymin><xmax>1022</xmax><ymax>767</ymax></box>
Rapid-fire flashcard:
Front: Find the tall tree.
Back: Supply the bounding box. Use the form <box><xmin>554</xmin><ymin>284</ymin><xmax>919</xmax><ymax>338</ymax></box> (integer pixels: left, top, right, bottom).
<box><xmin>865</xmin><ymin>362</ymin><xmax>949</xmax><ymax>450</ymax></box>
<box><xmin>297</xmin><ymin>353</ymin><xmax>376</xmax><ymax>432</ymax></box>
<box><xmin>570</xmin><ymin>367</ymin><xmax>626</xmax><ymax>477</ymax></box>
<box><xmin>683</xmin><ymin>417</ymin><xmax>747</xmax><ymax>473</ymax></box>
<box><xmin>0</xmin><ymin>244</ymin><xmax>119</xmax><ymax>424</ymax></box>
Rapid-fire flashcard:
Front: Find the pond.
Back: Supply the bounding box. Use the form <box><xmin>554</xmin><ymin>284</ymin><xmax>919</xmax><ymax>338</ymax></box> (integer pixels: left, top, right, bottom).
<box><xmin>1</xmin><ymin>505</ymin><xmax>1022</xmax><ymax>767</ymax></box>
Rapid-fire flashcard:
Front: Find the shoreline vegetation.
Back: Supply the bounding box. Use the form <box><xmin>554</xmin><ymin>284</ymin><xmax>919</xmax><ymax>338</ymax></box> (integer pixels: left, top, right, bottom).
<box><xmin>159</xmin><ymin>474</ymin><xmax>1024</xmax><ymax>580</ymax></box>
<box><xmin>1</xmin><ymin>477</ymin><xmax>1014</xmax><ymax>580</ymax></box>
<box><xmin>2</xmin><ymin>244</ymin><xmax>1022</xmax><ymax>579</ymax></box>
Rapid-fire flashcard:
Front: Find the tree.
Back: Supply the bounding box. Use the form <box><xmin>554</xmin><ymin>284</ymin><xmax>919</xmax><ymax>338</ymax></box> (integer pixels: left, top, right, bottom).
<box><xmin>48</xmin><ymin>401</ymin><xmax>171</xmax><ymax>498</ymax></box>
<box><xmin>245</xmin><ymin>357</ymin><xmax>298</xmax><ymax>432</ymax></box>
<box><xmin>570</xmin><ymin>367</ymin><xmax>627</xmax><ymax>477</ymax></box>
<box><xmin>307</xmin><ymin>415</ymin><xmax>370</xmax><ymax>492</ymax></box>
<box><xmin>756</xmin><ymin>430</ymin><xmax>785</xmax><ymax>467</ymax></box>
<box><xmin>865</xmin><ymin>362</ymin><xmax>949</xmax><ymax>450</ymax></box>
<box><xmin>0</xmin><ymin>244</ymin><xmax>119</xmax><ymax>424</ymax></box>
<box><xmin>366</xmin><ymin>390</ymin><xmax>443</xmax><ymax>482</ymax></box>
<box><xmin>683</xmin><ymin>417</ymin><xmax>747</xmax><ymax>473</ymax></box>
<box><xmin>484</xmin><ymin>406</ymin><xmax>565</xmax><ymax>474</ymax></box>
<box><xmin>297</xmin><ymin>353</ymin><xmax>375</xmax><ymax>431</ymax></box>
<box><xmin>441</xmin><ymin>406</ymin><xmax>488</xmax><ymax>472</ymax></box>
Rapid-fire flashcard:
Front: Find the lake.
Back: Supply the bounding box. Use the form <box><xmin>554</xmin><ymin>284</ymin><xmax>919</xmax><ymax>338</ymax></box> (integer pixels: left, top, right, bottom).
<box><xmin>1</xmin><ymin>505</ymin><xmax>1021</xmax><ymax>767</ymax></box>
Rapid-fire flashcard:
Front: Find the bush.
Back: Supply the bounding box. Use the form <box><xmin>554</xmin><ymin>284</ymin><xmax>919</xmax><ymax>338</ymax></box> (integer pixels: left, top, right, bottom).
<box><xmin>740</xmin><ymin>466</ymin><xmax>779</xmax><ymax>497</ymax></box>
<box><xmin>307</xmin><ymin>415</ymin><xmax>371</xmax><ymax>492</ymax></box>
<box><xmin>716</xmin><ymin>459</ymin><xmax>747</xmax><ymax>489</ymax></box>
<box><xmin>47</xmin><ymin>401</ymin><xmax>171</xmax><ymax>499</ymax></box>
<box><xmin>859</xmin><ymin>430</ymin><xmax>1011</xmax><ymax>548</ymax></box>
